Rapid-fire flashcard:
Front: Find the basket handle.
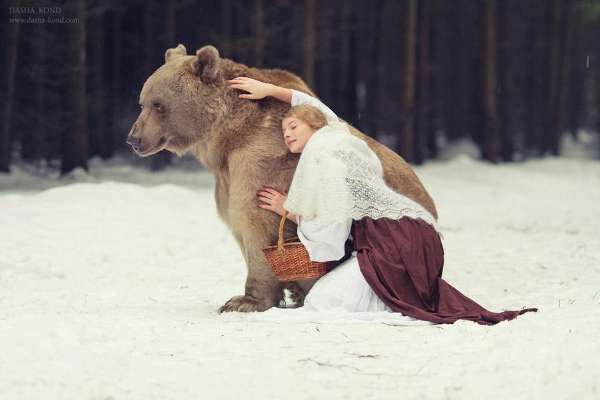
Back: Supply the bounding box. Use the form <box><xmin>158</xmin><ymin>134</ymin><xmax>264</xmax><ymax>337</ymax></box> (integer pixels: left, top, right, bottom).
<box><xmin>277</xmin><ymin>209</ymin><xmax>289</xmax><ymax>253</ymax></box>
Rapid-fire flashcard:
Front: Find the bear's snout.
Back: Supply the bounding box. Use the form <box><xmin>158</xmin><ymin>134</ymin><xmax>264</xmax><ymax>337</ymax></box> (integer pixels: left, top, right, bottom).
<box><xmin>127</xmin><ymin>122</ymin><xmax>143</xmax><ymax>152</ymax></box>
<box><xmin>126</xmin><ymin>135</ymin><xmax>142</xmax><ymax>151</ymax></box>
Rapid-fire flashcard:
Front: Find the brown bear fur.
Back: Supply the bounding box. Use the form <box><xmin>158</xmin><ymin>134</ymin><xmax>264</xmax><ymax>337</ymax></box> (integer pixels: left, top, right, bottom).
<box><xmin>127</xmin><ymin>44</ymin><xmax>438</xmax><ymax>313</ymax></box>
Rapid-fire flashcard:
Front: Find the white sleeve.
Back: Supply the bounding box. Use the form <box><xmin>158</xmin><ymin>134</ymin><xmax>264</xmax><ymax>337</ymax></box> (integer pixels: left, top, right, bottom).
<box><xmin>290</xmin><ymin>89</ymin><xmax>339</xmax><ymax>123</ymax></box>
<box><xmin>296</xmin><ymin>215</ymin><xmax>352</xmax><ymax>262</ymax></box>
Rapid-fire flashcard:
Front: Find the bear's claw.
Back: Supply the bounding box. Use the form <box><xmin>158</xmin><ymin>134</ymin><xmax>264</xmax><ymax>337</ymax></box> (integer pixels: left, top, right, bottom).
<box><xmin>218</xmin><ymin>295</ymin><xmax>272</xmax><ymax>313</ymax></box>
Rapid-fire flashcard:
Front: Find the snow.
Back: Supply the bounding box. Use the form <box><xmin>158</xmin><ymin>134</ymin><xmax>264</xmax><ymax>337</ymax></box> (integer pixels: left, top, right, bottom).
<box><xmin>1</xmin><ymin>152</ymin><xmax>599</xmax><ymax>399</ymax></box>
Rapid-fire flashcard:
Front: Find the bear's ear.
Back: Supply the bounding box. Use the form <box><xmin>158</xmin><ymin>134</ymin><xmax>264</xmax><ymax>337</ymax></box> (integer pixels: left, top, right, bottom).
<box><xmin>191</xmin><ymin>45</ymin><xmax>221</xmax><ymax>84</ymax></box>
<box><xmin>165</xmin><ymin>44</ymin><xmax>187</xmax><ymax>63</ymax></box>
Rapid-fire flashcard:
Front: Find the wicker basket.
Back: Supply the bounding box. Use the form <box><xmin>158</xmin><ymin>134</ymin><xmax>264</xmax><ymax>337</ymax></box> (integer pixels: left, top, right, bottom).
<box><xmin>262</xmin><ymin>210</ymin><xmax>330</xmax><ymax>282</ymax></box>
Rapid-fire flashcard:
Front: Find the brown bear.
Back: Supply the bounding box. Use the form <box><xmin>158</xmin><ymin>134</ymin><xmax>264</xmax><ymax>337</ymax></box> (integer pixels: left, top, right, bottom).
<box><xmin>127</xmin><ymin>44</ymin><xmax>438</xmax><ymax>313</ymax></box>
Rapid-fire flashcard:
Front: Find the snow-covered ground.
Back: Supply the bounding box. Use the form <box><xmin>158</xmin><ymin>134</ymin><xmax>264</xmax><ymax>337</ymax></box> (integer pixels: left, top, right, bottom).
<box><xmin>1</xmin><ymin>152</ymin><xmax>599</xmax><ymax>400</ymax></box>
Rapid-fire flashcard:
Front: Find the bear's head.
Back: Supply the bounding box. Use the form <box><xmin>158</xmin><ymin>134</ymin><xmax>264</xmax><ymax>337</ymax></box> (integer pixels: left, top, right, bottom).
<box><xmin>126</xmin><ymin>44</ymin><xmax>226</xmax><ymax>157</ymax></box>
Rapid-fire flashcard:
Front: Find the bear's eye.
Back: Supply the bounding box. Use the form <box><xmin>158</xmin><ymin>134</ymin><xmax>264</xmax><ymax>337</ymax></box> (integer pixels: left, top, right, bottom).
<box><xmin>152</xmin><ymin>101</ymin><xmax>163</xmax><ymax>112</ymax></box>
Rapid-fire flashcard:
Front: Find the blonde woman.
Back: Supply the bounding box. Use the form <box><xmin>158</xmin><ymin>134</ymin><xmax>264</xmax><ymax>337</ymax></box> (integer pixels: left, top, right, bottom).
<box><xmin>227</xmin><ymin>76</ymin><xmax>538</xmax><ymax>325</ymax></box>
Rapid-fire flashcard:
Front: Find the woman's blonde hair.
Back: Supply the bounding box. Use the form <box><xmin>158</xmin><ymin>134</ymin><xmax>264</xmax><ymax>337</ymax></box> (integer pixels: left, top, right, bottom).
<box><xmin>283</xmin><ymin>105</ymin><xmax>328</xmax><ymax>131</ymax></box>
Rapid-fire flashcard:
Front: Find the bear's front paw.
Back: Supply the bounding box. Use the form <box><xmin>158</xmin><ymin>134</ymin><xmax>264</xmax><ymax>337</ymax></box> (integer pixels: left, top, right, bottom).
<box><xmin>218</xmin><ymin>295</ymin><xmax>273</xmax><ymax>313</ymax></box>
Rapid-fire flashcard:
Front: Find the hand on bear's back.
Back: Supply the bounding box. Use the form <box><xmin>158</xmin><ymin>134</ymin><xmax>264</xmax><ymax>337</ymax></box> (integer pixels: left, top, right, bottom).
<box><xmin>227</xmin><ymin>76</ymin><xmax>273</xmax><ymax>100</ymax></box>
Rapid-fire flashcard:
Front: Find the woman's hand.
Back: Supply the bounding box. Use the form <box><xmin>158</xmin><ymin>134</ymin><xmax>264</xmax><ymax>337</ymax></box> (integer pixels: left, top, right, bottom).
<box><xmin>257</xmin><ymin>186</ymin><xmax>287</xmax><ymax>216</ymax></box>
<box><xmin>256</xmin><ymin>186</ymin><xmax>298</xmax><ymax>223</ymax></box>
<box><xmin>227</xmin><ymin>76</ymin><xmax>273</xmax><ymax>100</ymax></box>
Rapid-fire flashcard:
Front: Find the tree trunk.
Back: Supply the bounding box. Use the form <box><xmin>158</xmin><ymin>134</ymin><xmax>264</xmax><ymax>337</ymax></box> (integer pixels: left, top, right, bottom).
<box><xmin>315</xmin><ymin>4</ymin><xmax>333</xmax><ymax>105</ymax></box>
<box><xmin>166</xmin><ymin>0</ymin><xmax>175</xmax><ymax>48</ymax></box>
<box><xmin>400</xmin><ymin>0</ymin><xmax>418</xmax><ymax>163</ymax></box>
<box><xmin>1</xmin><ymin>10</ymin><xmax>21</xmax><ymax>173</ymax></box>
<box><xmin>430</xmin><ymin>0</ymin><xmax>448</xmax><ymax>158</ymax></box>
<box><xmin>336</xmin><ymin>0</ymin><xmax>351</xmax><ymax>117</ymax></box>
<box><xmin>556</xmin><ymin>0</ymin><xmax>575</xmax><ymax>152</ymax></box>
<box><xmin>415</xmin><ymin>0</ymin><xmax>432</xmax><ymax>164</ymax></box>
<box><xmin>344</xmin><ymin>27</ymin><xmax>358</xmax><ymax>127</ymax></box>
<box><xmin>376</xmin><ymin>0</ymin><xmax>403</xmax><ymax>147</ymax></box>
<box><xmin>22</xmin><ymin>22</ymin><xmax>46</xmax><ymax>163</ymax></box>
<box><xmin>111</xmin><ymin>7</ymin><xmax>124</xmax><ymax>155</ymax></box>
<box><xmin>89</xmin><ymin>12</ymin><xmax>109</xmax><ymax>159</ymax></box>
<box><xmin>303</xmin><ymin>0</ymin><xmax>315</xmax><ymax>87</ymax></box>
<box><xmin>566</xmin><ymin>5</ymin><xmax>585</xmax><ymax>137</ymax></box>
<box><xmin>544</xmin><ymin>0</ymin><xmax>564</xmax><ymax>156</ymax></box>
<box><xmin>33</xmin><ymin>26</ymin><xmax>47</xmax><ymax>164</ymax></box>
<box><xmin>221</xmin><ymin>0</ymin><xmax>232</xmax><ymax>58</ymax></box>
<box><xmin>497</xmin><ymin>0</ymin><xmax>515</xmax><ymax>161</ymax></box>
<box><xmin>252</xmin><ymin>0</ymin><xmax>264</xmax><ymax>68</ymax></box>
<box><xmin>526</xmin><ymin>0</ymin><xmax>547</xmax><ymax>156</ymax></box>
<box><xmin>444</xmin><ymin>2</ymin><xmax>470</xmax><ymax>142</ymax></box>
<box><xmin>354</xmin><ymin>0</ymin><xmax>379</xmax><ymax>134</ymax></box>
<box><xmin>143</xmin><ymin>1</ymin><xmax>154</xmax><ymax>75</ymax></box>
<box><xmin>483</xmin><ymin>0</ymin><xmax>499</xmax><ymax>162</ymax></box>
<box><xmin>61</xmin><ymin>0</ymin><xmax>89</xmax><ymax>175</ymax></box>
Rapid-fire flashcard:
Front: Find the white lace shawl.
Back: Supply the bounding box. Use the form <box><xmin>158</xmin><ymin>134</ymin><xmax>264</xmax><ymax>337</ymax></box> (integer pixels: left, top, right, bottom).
<box><xmin>283</xmin><ymin>120</ymin><xmax>439</xmax><ymax>232</ymax></box>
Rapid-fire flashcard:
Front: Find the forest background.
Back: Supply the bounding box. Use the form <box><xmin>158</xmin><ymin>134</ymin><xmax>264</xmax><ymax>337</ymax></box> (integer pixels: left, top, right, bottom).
<box><xmin>1</xmin><ymin>0</ymin><xmax>599</xmax><ymax>175</ymax></box>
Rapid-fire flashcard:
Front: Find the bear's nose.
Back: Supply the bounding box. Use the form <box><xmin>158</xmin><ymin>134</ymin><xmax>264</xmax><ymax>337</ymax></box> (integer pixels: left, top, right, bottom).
<box><xmin>126</xmin><ymin>136</ymin><xmax>141</xmax><ymax>150</ymax></box>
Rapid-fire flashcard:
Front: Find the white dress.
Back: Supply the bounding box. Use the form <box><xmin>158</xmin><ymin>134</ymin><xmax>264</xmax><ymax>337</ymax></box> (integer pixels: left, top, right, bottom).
<box><xmin>296</xmin><ymin>215</ymin><xmax>393</xmax><ymax>312</ymax></box>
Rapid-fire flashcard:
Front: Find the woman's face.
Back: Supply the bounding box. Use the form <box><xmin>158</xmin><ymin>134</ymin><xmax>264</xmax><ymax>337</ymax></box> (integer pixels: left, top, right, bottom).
<box><xmin>282</xmin><ymin>116</ymin><xmax>316</xmax><ymax>153</ymax></box>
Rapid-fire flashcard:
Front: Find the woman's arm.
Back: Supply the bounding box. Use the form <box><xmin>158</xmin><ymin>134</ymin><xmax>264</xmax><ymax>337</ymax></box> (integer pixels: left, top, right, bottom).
<box><xmin>289</xmin><ymin>89</ymin><xmax>338</xmax><ymax>122</ymax></box>
<box><xmin>267</xmin><ymin>85</ymin><xmax>293</xmax><ymax>104</ymax></box>
<box><xmin>227</xmin><ymin>77</ymin><xmax>338</xmax><ymax>122</ymax></box>
<box><xmin>297</xmin><ymin>216</ymin><xmax>353</xmax><ymax>262</ymax></box>
<box><xmin>227</xmin><ymin>77</ymin><xmax>291</xmax><ymax>102</ymax></box>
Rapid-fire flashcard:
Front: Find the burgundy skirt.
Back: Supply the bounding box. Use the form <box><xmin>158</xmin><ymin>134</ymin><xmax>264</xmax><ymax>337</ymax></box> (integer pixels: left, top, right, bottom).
<box><xmin>350</xmin><ymin>217</ymin><xmax>539</xmax><ymax>325</ymax></box>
